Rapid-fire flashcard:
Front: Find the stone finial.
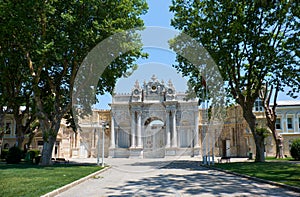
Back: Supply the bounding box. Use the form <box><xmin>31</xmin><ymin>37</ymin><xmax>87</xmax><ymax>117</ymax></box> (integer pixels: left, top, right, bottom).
<box><xmin>134</xmin><ymin>80</ymin><xmax>140</xmax><ymax>89</ymax></box>
<box><xmin>168</xmin><ymin>79</ymin><xmax>174</xmax><ymax>88</ymax></box>
<box><xmin>151</xmin><ymin>74</ymin><xmax>157</xmax><ymax>82</ymax></box>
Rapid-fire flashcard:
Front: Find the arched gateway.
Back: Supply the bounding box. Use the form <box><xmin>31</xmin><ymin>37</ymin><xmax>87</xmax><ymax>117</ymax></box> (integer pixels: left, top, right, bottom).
<box><xmin>109</xmin><ymin>75</ymin><xmax>200</xmax><ymax>158</ymax></box>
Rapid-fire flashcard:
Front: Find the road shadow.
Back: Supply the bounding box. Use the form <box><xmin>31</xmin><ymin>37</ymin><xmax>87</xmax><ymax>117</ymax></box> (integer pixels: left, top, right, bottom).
<box><xmin>128</xmin><ymin>160</ymin><xmax>203</xmax><ymax>171</ymax></box>
<box><xmin>105</xmin><ymin>160</ymin><xmax>298</xmax><ymax>197</ymax></box>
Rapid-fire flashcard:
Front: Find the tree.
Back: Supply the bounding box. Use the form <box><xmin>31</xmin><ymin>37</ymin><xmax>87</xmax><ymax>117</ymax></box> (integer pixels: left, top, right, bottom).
<box><xmin>170</xmin><ymin>0</ymin><xmax>300</xmax><ymax>161</ymax></box>
<box><xmin>260</xmin><ymin>70</ymin><xmax>299</xmax><ymax>159</ymax></box>
<box><xmin>0</xmin><ymin>0</ymin><xmax>148</xmax><ymax>165</ymax></box>
<box><xmin>0</xmin><ymin>56</ymin><xmax>36</xmax><ymax>149</ymax></box>
<box><xmin>260</xmin><ymin>82</ymin><xmax>282</xmax><ymax>158</ymax></box>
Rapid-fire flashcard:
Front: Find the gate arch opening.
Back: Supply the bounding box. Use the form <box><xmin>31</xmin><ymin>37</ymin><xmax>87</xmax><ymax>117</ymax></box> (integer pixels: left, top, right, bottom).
<box><xmin>144</xmin><ymin>118</ymin><xmax>165</xmax><ymax>158</ymax></box>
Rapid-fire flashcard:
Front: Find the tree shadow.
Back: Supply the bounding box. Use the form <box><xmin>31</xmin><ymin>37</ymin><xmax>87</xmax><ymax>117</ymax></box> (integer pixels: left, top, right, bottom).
<box><xmin>128</xmin><ymin>160</ymin><xmax>203</xmax><ymax>171</ymax></box>
<box><xmin>105</xmin><ymin>160</ymin><xmax>298</xmax><ymax>196</ymax></box>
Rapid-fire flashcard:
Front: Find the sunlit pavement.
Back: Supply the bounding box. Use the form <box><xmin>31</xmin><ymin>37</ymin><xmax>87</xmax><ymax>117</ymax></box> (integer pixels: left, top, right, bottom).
<box><xmin>55</xmin><ymin>157</ymin><xmax>299</xmax><ymax>197</ymax></box>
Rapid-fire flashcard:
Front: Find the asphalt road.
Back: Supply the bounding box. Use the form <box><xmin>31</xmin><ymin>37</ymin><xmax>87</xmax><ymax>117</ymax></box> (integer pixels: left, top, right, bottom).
<box><xmin>55</xmin><ymin>157</ymin><xmax>299</xmax><ymax>197</ymax></box>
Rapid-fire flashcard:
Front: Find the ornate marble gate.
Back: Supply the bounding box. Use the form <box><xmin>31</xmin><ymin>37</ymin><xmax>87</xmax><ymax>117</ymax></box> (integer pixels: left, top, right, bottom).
<box><xmin>109</xmin><ymin>75</ymin><xmax>200</xmax><ymax>158</ymax></box>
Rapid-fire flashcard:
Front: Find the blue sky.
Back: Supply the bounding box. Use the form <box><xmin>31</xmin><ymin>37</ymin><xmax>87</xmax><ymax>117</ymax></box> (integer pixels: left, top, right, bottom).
<box><xmin>94</xmin><ymin>0</ymin><xmax>298</xmax><ymax>109</ymax></box>
<box><xmin>95</xmin><ymin>0</ymin><xmax>180</xmax><ymax>109</ymax></box>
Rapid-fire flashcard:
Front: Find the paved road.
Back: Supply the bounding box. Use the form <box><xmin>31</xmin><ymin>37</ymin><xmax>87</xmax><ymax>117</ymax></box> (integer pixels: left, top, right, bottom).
<box><xmin>56</xmin><ymin>157</ymin><xmax>299</xmax><ymax>197</ymax></box>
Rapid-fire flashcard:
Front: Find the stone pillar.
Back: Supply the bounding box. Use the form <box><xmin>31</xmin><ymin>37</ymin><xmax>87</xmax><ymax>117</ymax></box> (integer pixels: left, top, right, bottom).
<box><xmin>283</xmin><ymin>112</ymin><xmax>287</xmax><ymax>132</ymax></box>
<box><xmin>166</xmin><ymin>110</ymin><xmax>171</xmax><ymax>147</ymax></box>
<box><xmin>171</xmin><ymin>110</ymin><xmax>177</xmax><ymax>147</ymax></box>
<box><xmin>110</xmin><ymin>116</ymin><xmax>115</xmax><ymax>148</ymax></box>
<box><xmin>137</xmin><ymin>111</ymin><xmax>142</xmax><ymax>148</ymax></box>
<box><xmin>108</xmin><ymin>119</ymin><xmax>115</xmax><ymax>158</ymax></box>
<box><xmin>130</xmin><ymin>111</ymin><xmax>136</xmax><ymax>148</ymax></box>
<box><xmin>194</xmin><ymin>111</ymin><xmax>200</xmax><ymax>147</ymax></box>
<box><xmin>296</xmin><ymin>113</ymin><xmax>299</xmax><ymax>133</ymax></box>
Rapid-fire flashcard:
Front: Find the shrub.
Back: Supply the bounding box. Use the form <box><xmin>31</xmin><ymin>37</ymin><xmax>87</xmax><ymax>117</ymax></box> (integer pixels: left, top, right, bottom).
<box><xmin>290</xmin><ymin>138</ymin><xmax>300</xmax><ymax>161</ymax></box>
<box><xmin>34</xmin><ymin>155</ymin><xmax>41</xmax><ymax>164</ymax></box>
<box><xmin>6</xmin><ymin>146</ymin><xmax>22</xmax><ymax>164</ymax></box>
<box><xmin>0</xmin><ymin>149</ymin><xmax>9</xmax><ymax>159</ymax></box>
<box><xmin>25</xmin><ymin>149</ymin><xmax>40</xmax><ymax>163</ymax></box>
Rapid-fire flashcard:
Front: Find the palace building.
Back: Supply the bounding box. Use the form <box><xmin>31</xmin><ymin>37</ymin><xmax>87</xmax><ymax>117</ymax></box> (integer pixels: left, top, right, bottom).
<box><xmin>108</xmin><ymin>75</ymin><xmax>200</xmax><ymax>158</ymax></box>
<box><xmin>1</xmin><ymin>76</ymin><xmax>299</xmax><ymax>160</ymax></box>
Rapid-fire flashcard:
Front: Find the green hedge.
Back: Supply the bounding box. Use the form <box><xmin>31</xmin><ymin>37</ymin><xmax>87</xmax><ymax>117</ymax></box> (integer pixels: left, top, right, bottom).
<box><xmin>290</xmin><ymin>138</ymin><xmax>300</xmax><ymax>161</ymax></box>
<box><xmin>1</xmin><ymin>149</ymin><xmax>9</xmax><ymax>159</ymax></box>
<box><xmin>6</xmin><ymin>147</ymin><xmax>22</xmax><ymax>164</ymax></box>
<box><xmin>25</xmin><ymin>149</ymin><xmax>41</xmax><ymax>163</ymax></box>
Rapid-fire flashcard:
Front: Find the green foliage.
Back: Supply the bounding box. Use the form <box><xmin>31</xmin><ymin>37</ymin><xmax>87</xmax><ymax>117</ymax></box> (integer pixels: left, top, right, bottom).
<box><xmin>25</xmin><ymin>149</ymin><xmax>41</xmax><ymax>163</ymax></box>
<box><xmin>0</xmin><ymin>149</ymin><xmax>9</xmax><ymax>159</ymax></box>
<box><xmin>170</xmin><ymin>0</ymin><xmax>300</xmax><ymax>162</ymax></box>
<box><xmin>6</xmin><ymin>146</ymin><xmax>22</xmax><ymax>164</ymax></box>
<box><xmin>34</xmin><ymin>155</ymin><xmax>42</xmax><ymax>165</ymax></box>
<box><xmin>256</xmin><ymin>127</ymin><xmax>270</xmax><ymax>139</ymax></box>
<box><xmin>170</xmin><ymin>0</ymin><xmax>300</xmax><ymax>102</ymax></box>
<box><xmin>0</xmin><ymin>0</ymin><xmax>148</xmax><ymax>165</ymax></box>
<box><xmin>290</xmin><ymin>138</ymin><xmax>300</xmax><ymax>161</ymax></box>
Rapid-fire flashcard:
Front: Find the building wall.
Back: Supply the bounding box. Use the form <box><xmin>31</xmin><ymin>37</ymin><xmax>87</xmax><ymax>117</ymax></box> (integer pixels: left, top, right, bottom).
<box><xmin>200</xmin><ymin>105</ymin><xmax>251</xmax><ymax>158</ymax></box>
<box><xmin>216</xmin><ymin>102</ymin><xmax>300</xmax><ymax>158</ymax></box>
<box><xmin>1</xmin><ymin>102</ymin><xmax>300</xmax><ymax>159</ymax></box>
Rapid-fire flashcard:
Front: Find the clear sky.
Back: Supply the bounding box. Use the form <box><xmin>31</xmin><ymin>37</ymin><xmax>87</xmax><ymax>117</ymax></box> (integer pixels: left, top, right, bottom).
<box><xmin>94</xmin><ymin>0</ymin><xmax>299</xmax><ymax>109</ymax></box>
<box><xmin>95</xmin><ymin>0</ymin><xmax>181</xmax><ymax>109</ymax></box>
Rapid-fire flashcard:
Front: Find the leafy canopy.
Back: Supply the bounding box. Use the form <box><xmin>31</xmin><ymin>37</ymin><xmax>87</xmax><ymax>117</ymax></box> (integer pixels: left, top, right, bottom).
<box><xmin>170</xmin><ymin>0</ymin><xmax>300</xmax><ymax>106</ymax></box>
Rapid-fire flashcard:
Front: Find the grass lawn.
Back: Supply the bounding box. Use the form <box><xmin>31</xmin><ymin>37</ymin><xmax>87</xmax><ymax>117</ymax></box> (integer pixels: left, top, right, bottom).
<box><xmin>0</xmin><ymin>162</ymin><xmax>103</xmax><ymax>197</ymax></box>
<box><xmin>215</xmin><ymin>161</ymin><xmax>300</xmax><ymax>188</ymax></box>
<box><xmin>266</xmin><ymin>156</ymin><xmax>294</xmax><ymax>161</ymax></box>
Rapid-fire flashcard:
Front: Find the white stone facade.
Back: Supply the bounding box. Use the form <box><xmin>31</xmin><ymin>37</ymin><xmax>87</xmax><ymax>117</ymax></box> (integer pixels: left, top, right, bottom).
<box><xmin>109</xmin><ymin>75</ymin><xmax>200</xmax><ymax>158</ymax></box>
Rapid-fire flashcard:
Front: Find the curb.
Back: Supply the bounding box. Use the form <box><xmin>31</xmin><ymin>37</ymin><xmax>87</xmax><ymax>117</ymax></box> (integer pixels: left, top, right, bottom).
<box><xmin>41</xmin><ymin>166</ymin><xmax>111</xmax><ymax>197</ymax></box>
<box><xmin>201</xmin><ymin>165</ymin><xmax>300</xmax><ymax>193</ymax></box>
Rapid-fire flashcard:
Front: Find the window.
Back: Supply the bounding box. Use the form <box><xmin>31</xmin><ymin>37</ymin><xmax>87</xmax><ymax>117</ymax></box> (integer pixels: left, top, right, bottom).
<box><xmin>287</xmin><ymin>118</ymin><xmax>293</xmax><ymax>129</ymax></box>
<box><xmin>254</xmin><ymin>98</ymin><xmax>263</xmax><ymax>112</ymax></box>
<box><xmin>275</xmin><ymin>118</ymin><xmax>281</xmax><ymax>130</ymax></box>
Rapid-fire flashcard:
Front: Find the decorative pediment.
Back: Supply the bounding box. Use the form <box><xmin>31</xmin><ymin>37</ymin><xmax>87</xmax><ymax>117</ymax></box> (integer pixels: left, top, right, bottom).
<box><xmin>132</xmin><ymin>80</ymin><xmax>142</xmax><ymax>102</ymax></box>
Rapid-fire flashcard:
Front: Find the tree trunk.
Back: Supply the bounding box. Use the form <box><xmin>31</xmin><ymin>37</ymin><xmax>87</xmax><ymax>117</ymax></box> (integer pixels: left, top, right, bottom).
<box><xmin>254</xmin><ymin>133</ymin><xmax>265</xmax><ymax>162</ymax></box>
<box><xmin>242</xmin><ymin>103</ymin><xmax>265</xmax><ymax>162</ymax></box>
<box><xmin>266</xmin><ymin>115</ymin><xmax>280</xmax><ymax>158</ymax></box>
<box><xmin>0</xmin><ymin>108</ymin><xmax>5</xmax><ymax>156</ymax></box>
<box><xmin>271</xmin><ymin>128</ymin><xmax>280</xmax><ymax>158</ymax></box>
<box><xmin>275</xmin><ymin>137</ymin><xmax>280</xmax><ymax>158</ymax></box>
<box><xmin>15</xmin><ymin>116</ymin><xmax>24</xmax><ymax>149</ymax></box>
<box><xmin>26</xmin><ymin>128</ymin><xmax>37</xmax><ymax>150</ymax></box>
<box><xmin>39</xmin><ymin>119</ymin><xmax>62</xmax><ymax>165</ymax></box>
<box><xmin>40</xmin><ymin>135</ymin><xmax>56</xmax><ymax>165</ymax></box>
<box><xmin>260</xmin><ymin>82</ymin><xmax>281</xmax><ymax>159</ymax></box>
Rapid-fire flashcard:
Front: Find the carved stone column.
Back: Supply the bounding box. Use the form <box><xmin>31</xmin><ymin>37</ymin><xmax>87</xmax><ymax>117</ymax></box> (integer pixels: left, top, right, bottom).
<box><xmin>110</xmin><ymin>116</ymin><xmax>115</xmax><ymax>148</ymax></box>
<box><xmin>137</xmin><ymin>111</ymin><xmax>142</xmax><ymax>148</ymax></box>
<box><xmin>166</xmin><ymin>110</ymin><xmax>171</xmax><ymax>148</ymax></box>
<box><xmin>130</xmin><ymin>111</ymin><xmax>136</xmax><ymax>148</ymax></box>
<box><xmin>171</xmin><ymin>109</ymin><xmax>177</xmax><ymax>147</ymax></box>
<box><xmin>194</xmin><ymin>111</ymin><xmax>200</xmax><ymax>147</ymax></box>
<box><xmin>109</xmin><ymin>113</ymin><xmax>116</xmax><ymax>158</ymax></box>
